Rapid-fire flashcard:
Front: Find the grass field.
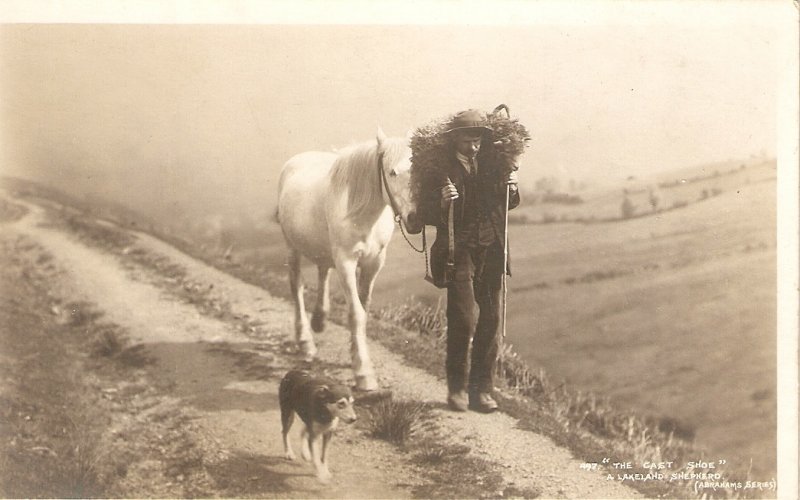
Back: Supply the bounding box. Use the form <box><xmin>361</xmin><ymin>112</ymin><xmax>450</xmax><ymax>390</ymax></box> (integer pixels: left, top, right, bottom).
<box><xmin>508</xmin><ymin>159</ymin><xmax>775</xmax><ymax>224</ymax></box>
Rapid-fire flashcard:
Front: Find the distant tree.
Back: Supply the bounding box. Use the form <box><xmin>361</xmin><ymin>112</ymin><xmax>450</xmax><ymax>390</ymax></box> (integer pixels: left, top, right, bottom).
<box><xmin>534</xmin><ymin>176</ymin><xmax>562</xmax><ymax>194</ymax></box>
<box><xmin>508</xmin><ymin>213</ymin><xmax>529</xmax><ymax>224</ymax></box>
<box><xmin>648</xmin><ymin>187</ymin><xmax>661</xmax><ymax>212</ymax></box>
<box><xmin>569</xmin><ymin>178</ymin><xmax>581</xmax><ymax>192</ymax></box>
<box><xmin>621</xmin><ymin>195</ymin><xmax>635</xmax><ymax>219</ymax></box>
<box><xmin>541</xmin><ymin>212</ymin><xmax>558</xmax><ymax>224</ymax></box>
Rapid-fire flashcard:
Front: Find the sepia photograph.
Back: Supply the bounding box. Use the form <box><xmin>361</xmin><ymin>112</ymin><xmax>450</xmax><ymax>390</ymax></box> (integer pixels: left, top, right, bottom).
<box><xmin>0</xmin><ymin>1</ymin><xmax>797</xmax><ymax>498</ymax></box>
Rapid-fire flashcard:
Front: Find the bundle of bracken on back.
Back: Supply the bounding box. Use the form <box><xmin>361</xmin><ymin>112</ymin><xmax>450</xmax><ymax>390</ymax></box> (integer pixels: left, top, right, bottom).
<box><xmin>409</xmin><ymin>114</ymin><xmax>455</xmax><ymax>210</ymax></box>
<box><xmin>409</xmin><ymin>107</ymin><xmax>531</xmax><ymax>214</ymax></box>
<box><xmin>484</xmin><ymin>110</ymin><xmax>531</xmax><ymax>173</ymax></box>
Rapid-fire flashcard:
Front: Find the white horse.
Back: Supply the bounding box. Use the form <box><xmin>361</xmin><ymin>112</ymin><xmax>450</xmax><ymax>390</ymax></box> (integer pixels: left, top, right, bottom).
<box><xmin>277</xmin><ymin>129</ymin><xmax>419</xmax><ymax>391</ymax></box>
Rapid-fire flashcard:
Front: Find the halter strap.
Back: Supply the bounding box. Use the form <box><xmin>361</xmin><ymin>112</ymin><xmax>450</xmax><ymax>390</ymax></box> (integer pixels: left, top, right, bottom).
<box><xmin>377</xmin><ymin>150</ymin><xmax>404</xmax><ymax>221</ymax></box>
<box><xmin>377</xmin><ymin>148</ymin><xmax>427</xmax><ymax>255</ymax></box>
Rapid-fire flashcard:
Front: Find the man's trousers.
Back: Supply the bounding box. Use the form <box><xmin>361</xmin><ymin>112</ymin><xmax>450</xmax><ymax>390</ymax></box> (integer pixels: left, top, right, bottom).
<box><xmin>445</xmin><ymin>242</ymin><xmax>504</xmax><ymax>394</ymax></box>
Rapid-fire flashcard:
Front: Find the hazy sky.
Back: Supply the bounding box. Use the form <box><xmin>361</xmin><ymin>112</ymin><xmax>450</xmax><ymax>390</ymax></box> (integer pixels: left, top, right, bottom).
<box><xmin>0</xmin><ymin>1</ymin><xmax>789</xmax><ymax>218</ymax></box>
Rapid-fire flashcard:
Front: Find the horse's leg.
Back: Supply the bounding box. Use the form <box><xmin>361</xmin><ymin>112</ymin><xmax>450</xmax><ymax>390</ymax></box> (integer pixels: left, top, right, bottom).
<box><xmin>334</xmin><ymin>253</ymin><xmax>377</xmax><ymax>391</ymax></box>
<box><xmin>311</xmin><ymin>265</ymin><xmax>331</xmax><ymax>333</ymax></box>
<box><xmin>357</xmin><ymin>250</ymin><xmax>386</xmax><ymax>313</ymax></box>
<box><xmin>288</xmin><ymin>249</ymin><xmax>317</xmax><ymax>360</ymax></box>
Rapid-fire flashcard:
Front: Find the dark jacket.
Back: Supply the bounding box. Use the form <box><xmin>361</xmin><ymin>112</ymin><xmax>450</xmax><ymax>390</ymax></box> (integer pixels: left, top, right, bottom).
<box><xmin>420</xmin><ymin>153</ymin><xmax>520</xmax><ymax>282</ymax></box>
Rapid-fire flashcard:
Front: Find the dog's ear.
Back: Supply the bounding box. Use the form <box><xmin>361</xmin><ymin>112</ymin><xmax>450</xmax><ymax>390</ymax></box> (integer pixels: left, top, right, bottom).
<box><xmin>314</xmin><ymin>385</ymin><xmax>332</xmax><ymax>402</ymax></box>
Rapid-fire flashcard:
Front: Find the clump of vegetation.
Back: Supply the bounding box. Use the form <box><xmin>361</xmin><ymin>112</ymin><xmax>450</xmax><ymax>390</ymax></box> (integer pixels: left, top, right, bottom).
<box><xmin>376</xmin><ymin>297</ymin><xmax>446</xmax><ymax>340</ymax></box>
<box><xmin>90</xmin><ymin>324</ymin><xmax>126</xmax><ymax>358</ymax></box>
<box><xmin>413</xmin><ymin>442</ymin><xmax>470</xmax><ymax>465</ymax></box>
<box><xmin>672</xmin><ymin>199</ymin><xmax>688</xmax><ymax>209</ymax></box>
<box><xmin>365</xmin><ymin>397</ymin><xmax>427</xmax><ymax>446</ymax></box>
<box><xmin>0</xmin><ymin>197</ymin><xmax>29</xmax><ymax>222</ymax></box>
<box><xmin>542</xmin><ymin>192</ymin><xmax>584</xmax><ymax>205</ymax></box>
<box><xmin>58</xmin><ymin>414</ymin><xmax>109</xmax><ymax>498</ymax></box>
<box><xmin>541</xmin><ymin>212</ymin><xmax>558</xmax><ymax>224</ymax></box>
<box><xmin>507</xmin><ymin>213</ymin><xmax>530</xmax><ymax>224</ymax></box>
<box><xmin>699</xmin><ymin>188</ymin><xmax>722</xmax><ymax>201</ymax></box>
<box><xmin>410</xmin><ymin>443</ymin><xmax>509</xmax><ymax>499</ymax></box>
<box><xmin>64</xmin><ymin>301</ymin><xmax>104</xmax><ymax>327</ymax></box>
<box><xmin>621</xmin><ymin>196</ymin><xmax>636</xmax><ymax>219</ymax></box>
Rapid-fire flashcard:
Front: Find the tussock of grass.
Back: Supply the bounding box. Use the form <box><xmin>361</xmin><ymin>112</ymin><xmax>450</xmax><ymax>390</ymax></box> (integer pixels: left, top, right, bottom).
<box><xmin>58</xmin><ymin>413</ymin><xmax>109</xmax><ymax>498</ymax></box>
<box><xmin>365</xmin><ymin>397</ymin><xmax>427</xmax><ymax>446</ymax></box>
<box><xmin>414</xmin><ymin>442</ymin><xmax>470</xmax><ymax>465</ymax></box>
<box><xmin>63</xmin><ymin>215</ymin><xmax>137</xmax><ymax>250</ymax></box>
<box><xmin>410</xmin><ymin>443</ymin><xmax>515</xmax><ymax>499</ymax></box>
<box><xmin>376</xmin><ymin>297</ymin><xmax>447</xmax><ymax>339</ymax></box>
<box><xmin>0</xmin><ymin>197</ymin><xmax>29</xmax><ymax>222</ymax></box>
<box><xmin>90</xmin><ymin>325</ymin><xmax>126</xmax><ymax>358</ymax></box>
<box><xmin>64</xmin><ymin>301</ymin><xmax>104</xmax><ymax>327</ymax></box>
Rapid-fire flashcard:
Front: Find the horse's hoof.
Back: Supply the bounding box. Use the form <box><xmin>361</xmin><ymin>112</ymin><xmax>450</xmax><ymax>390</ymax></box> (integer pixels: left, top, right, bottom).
<box><xmin>311</xmin><ymin>311</ymin><xmax>327</xmax><ymax>333</ymax></box>
<box><xmin>298</xmin><ymin>340</ymin><xmax>317</xmax><ymax>360</ymax></box>
<box><xmin>354</xmin><ymin>375</ymin><xmax>379</xmax><ymax>392</ymax></box>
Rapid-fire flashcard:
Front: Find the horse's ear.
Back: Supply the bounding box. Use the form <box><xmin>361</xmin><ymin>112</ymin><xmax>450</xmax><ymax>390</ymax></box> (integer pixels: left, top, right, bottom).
<box><xmin>376</xmin><ymin>127</ymin><xmax>387</xmax><ymax>147</ymax></box>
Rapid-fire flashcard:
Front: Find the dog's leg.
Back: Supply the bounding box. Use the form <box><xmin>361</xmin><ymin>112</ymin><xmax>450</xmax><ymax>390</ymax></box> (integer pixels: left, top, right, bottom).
<box><xmin>281</xmin><ymin>410</ymin><xmax>296</xmax><ymax>460</ymax></box>
<box><xmin>320</xmin><ymin>431</ymin><xmax>333</xmax><ymax>478</ymax></box>
<box><xmin>310</xmin><ymin>431</ymin><xmax>331</xmax><ymax>483</ymax></box>
<box><xmin>300</xmin><ymin>426</ymin><xmax>311</xmax><ymax>462</ymax></box>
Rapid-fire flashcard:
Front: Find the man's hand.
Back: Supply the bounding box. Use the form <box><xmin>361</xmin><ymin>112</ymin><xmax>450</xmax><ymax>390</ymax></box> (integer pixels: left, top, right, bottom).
<box><xmin>505</xmin><ymin>170</ymin><xmax>519</xmax><ymax>193</ymax></box>
<box><xmin>441</xmin><ymin>181</ymin><xmax>458</xmax><ymax>208</ymax></box>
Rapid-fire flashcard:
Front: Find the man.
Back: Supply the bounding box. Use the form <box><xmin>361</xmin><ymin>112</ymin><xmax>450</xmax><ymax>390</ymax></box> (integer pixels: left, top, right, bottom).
<box><xmin>422</xmin><ymin>109</ymin><xmax>520</xmax><ymax>413</ymax></box>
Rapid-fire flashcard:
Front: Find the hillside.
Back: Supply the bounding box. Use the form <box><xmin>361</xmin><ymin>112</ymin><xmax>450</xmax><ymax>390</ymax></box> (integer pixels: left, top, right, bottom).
<box><xmin>509</xmin><ymin>159</ymin><xmax>775</xmax><ymax>224</ymax></box>
<box><xmin>1</xmin><ymin>157</ymin><xmax>778</xmax><ymax>486</ymax></box>
<box><xmin>374</xmin><ymin>161</ymin><xmax>777</xmax><ymax>477</ymax></box>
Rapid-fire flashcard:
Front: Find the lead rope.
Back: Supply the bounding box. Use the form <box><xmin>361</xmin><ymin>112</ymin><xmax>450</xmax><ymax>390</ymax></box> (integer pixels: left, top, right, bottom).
<box><xmin>395</xmin><ymin>213</ymin><xmax>431</xmax><ymax>281</ymax></box>
<box><xmin>377</xmin><ymin>150</ymin><xmax>430</xmax><ymax>279</ymax></box>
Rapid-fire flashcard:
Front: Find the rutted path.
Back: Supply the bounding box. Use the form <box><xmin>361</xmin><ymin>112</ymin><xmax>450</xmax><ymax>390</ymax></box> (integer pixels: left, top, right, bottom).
<box><xmin>6</xmin><ymin>194</ymin><xmax>641</xmax><ymax>499</ymax></box>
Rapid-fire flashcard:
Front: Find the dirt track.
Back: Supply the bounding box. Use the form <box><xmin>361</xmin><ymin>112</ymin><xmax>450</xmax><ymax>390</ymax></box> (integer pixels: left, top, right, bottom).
<box><xmin>1</xmin><ymin>193</ymin><xmax>641</xmax><ymax>499</ymax></box>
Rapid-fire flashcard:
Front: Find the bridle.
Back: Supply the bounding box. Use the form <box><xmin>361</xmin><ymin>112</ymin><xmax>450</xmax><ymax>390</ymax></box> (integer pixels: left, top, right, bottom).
<box><xmin>377</xmin><ymin>150</ymin><xmax>428</xmax><ymax>255</ymax></box>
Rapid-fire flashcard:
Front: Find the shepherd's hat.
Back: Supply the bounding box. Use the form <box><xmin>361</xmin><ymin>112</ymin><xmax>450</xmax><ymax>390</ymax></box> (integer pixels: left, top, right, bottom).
<box><xmin>444</xmin><ymin>109</ymin><xmax>492</xmax><ymax>135</ymax></box>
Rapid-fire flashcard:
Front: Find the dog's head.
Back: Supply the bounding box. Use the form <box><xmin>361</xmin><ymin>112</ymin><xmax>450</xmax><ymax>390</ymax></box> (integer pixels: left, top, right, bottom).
<box><xmin>316</xmin><ymin>384</ymin><xmax>357</xmax><ymax>424</ymax></box>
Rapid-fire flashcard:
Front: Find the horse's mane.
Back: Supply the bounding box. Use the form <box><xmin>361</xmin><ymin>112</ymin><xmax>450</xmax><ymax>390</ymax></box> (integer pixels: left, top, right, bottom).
<box><xmin>328</xmin><ymin>137</ymin><xmax>407</xmax><ymax>221</ymax></box>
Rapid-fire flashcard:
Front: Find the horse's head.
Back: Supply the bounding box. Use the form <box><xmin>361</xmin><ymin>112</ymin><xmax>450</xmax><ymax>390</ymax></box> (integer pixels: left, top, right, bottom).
<box><xmin>376</xmin><ymin>128</ymin><xmax>423</xmax><ymax>233</ymax></box>
<box><xmin>487</xmin><ymin>138</ymin><xmax>524</xmax><ymax>177</ymax></box>
<box><xmin>482</xmin><ymin>105</ymin><xmax>531</xmax><ymax>188</ymax></box>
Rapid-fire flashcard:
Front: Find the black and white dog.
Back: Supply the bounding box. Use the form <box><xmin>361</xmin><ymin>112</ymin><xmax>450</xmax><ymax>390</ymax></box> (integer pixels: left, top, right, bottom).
<box><xmin>279</xmin><ymin>370</ymin><xmax>357</xmax><ymax>483</ymax></box>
